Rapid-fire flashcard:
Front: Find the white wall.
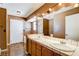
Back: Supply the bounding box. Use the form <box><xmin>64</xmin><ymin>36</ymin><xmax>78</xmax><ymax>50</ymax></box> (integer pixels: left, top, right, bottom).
<box><xmin>65</xmin><ymin>13</ymin><xmax>79</xmax><ymax>41</ymax></box>
<box><xmin>10</xmin><ymin>19</ymin><xmax>24</xmax><ymax>44</ymax></box>
<box><xmin>24</xmin><ymin>21</ymin><xmax>31</xmax><ymax>32</ymax></box>
<box><xmin>37</xmin><ymin>17</ymin><xmax>43</xmax><ymax>34</ymax></box>
<box><xmin>49</xmin><ymin>19</ymin><xmax>53</xmax><ymax>34</ymax></box>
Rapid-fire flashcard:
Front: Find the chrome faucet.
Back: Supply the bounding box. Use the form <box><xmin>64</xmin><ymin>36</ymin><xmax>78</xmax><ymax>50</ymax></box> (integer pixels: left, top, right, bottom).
<box><xmin>60</xmin><ymin>41</ymin><xmax>66</xmax><ymax>44</ymax></box>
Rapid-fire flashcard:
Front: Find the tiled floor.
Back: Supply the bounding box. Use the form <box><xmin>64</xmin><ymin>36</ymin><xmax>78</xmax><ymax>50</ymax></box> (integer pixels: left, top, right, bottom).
<box><xmin>10</xmin><ymin>43</ymin><xmax>26</xmax><ymax>56</ymax></box>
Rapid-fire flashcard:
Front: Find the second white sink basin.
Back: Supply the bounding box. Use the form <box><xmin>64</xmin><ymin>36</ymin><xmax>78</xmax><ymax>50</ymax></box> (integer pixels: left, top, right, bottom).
<box><xmin>50</xmin><ymin>43</ymin><xmax>76</xmax><ymax>52</ymax></box>
<box><xmin>41</xmin><ymin>39</ymin><xmax>76</xmax><ymax>52</ymax></box>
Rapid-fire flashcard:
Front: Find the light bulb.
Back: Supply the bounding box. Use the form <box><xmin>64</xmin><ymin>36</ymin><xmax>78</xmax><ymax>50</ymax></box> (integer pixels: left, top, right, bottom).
<box><xmin>42</xmin><ymin>13</ymin><xmax>45</xmax><ymax>16</ymax></box>
<box><xmin>49</xmin><ymin>8</ymin><xmax>52</xmax><ymax>12</ymax></box>
<box><xmin>74</xmin><ymin>3</ymin><xmax>79</xmax><ymax>7</ymax></box>
<box><xmin>59</xmin><ymin>3</ymin><xmax>62</xmax><ymax>6</ymax></box>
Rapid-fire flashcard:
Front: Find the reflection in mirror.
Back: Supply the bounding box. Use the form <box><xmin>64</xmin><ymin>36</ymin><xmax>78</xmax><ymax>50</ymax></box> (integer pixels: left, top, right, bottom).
<box><xmin>65</xmin><ymin>13</ymin><xmax>79</xmax><ymax>41</ymax></box>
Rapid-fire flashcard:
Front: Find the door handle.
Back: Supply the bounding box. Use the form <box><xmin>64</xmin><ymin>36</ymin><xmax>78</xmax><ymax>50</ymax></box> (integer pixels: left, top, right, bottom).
<box><xmin>0</xmin><ymin>25</ymin><xmax>6</xmax><ymax>32</ymax></box>
<box><xmin>3</xmin><ymin>29</ymin><xmax>6</xmax><ymax>32</ymax></box>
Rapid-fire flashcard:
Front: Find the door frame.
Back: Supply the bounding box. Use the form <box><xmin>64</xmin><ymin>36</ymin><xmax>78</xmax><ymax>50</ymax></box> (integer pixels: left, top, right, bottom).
<box><xmin>7</xmin><ymin>15</ymin><xmax>25</xmax><ymax>55</ymax></box>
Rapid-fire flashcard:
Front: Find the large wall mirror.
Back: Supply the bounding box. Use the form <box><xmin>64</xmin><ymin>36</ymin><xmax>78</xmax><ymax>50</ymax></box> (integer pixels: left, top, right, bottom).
<box><xmin>65</xmin><ymin>13</ymin><xmax>79</xmax><ymax>41</ymax></box>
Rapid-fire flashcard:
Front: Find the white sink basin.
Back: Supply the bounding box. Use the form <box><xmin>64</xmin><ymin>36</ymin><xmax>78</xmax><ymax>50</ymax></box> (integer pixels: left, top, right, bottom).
<box><xmin>50</xmin><ymin>43</ymin><xmax>76</xmax><ymax>52</ymax></box>
<box><xmin>42</xmin><ymin>39</ymin><xmax>60</xmax><ymax>44</ymax></box>
<box><xmin>42</xmin><ymin>39</ymin><xmax>76</xmax><ymax>52</ymax></box>
<box><xmin>30</xmin><ymin>35</ymin><xmax>76</xmax><ymax>52</ymax></box>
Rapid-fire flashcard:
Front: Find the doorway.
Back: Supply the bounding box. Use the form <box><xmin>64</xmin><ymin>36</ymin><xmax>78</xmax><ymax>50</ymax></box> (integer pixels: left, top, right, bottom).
<box><xmin>9</xmin><ymin>19</ymin><xmax>24</xmax><ymax>56</ymax></box>
<box><xmin>10</xmin><ymin>19</ymin><xmax>23</xmax><ymax>44</ymax></box>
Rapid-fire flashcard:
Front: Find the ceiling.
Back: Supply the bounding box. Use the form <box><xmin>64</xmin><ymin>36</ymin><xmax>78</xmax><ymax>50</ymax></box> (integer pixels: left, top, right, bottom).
<box><xmin>0</xmin><ymin>3</ymin><xmax>44</xmax><ymax>17</ymax></box>
<box><xmin>43</xmin><ymin>6</ymin><xmax>75</xmax><ymax>20</ymax></box>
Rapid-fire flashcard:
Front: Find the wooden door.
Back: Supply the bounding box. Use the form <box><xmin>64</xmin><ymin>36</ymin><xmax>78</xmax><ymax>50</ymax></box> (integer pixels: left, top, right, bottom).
<box><xmin>0</xmin><ymin>8</ymin><xmax>7</xmax><ymax>55</ymax></box>
<box><xmin>43</xmin><ymin>19</ymin><xmax>49</xmax><ymax>35</ymax></box>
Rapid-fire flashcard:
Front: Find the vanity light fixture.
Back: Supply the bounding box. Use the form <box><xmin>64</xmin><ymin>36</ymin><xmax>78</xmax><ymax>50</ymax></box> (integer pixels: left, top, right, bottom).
<box><xmin>47</xmin><ymin>10</ymin><xmax>50</xmax><ymax>13</ymax></box>
<box><xmin>42</xmin><ymin>13</ymin><xmax>48</xmax><ymax>16</ymax></box>
<box><xmin>59</xmin><ymin>3</ymin><xmax>62</xmax><ymax>6</ymax></box>
<box><xmin>74</xmin><ymin>3</ymin><xmax>79</xmax><ymax>7</ymax></box>
<box><xmin>48</xmin><ymin>8</ymin><xmax>52</xmax><ymax>12</ymax></box>
<box><xmin>42</xmin><ymin>13</ymin><xmax>45</xmax><ymax>16</ymax></box>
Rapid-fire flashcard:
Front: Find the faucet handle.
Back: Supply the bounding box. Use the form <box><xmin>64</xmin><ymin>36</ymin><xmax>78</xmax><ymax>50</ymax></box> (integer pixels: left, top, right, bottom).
<box><xmin>60</xmin><ymin>41</ymin><xmax>66</xmax><ymax>44</ymax></box>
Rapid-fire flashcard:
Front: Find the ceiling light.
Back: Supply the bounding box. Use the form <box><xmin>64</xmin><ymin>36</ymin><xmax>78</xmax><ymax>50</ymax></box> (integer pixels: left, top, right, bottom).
<box><xmin>59</xmin><ymin>3</ymin><xmax>62</xmax><ymax>6</ymax></box>
<box><xmin>17</xmin><ymin>10</ymin><xmax>21</xmax><ymax>15</ymax></box>
<box><xmin>74</xmin><ymin>3</ymin><xmax>79</xmax><ymax>7</ymax></box>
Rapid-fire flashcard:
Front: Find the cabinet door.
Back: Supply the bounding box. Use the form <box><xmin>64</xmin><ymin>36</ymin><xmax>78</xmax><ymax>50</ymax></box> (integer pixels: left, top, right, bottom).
<box><xmin>36</xmin><ymin>42</ymin><xmax>42</xmax><ymax>56</ymax></box>
<box><xmin>42</xmin><ymin>46</ymin><xmax>53</xmax><ymax>56</ymax></box>
<box><xmin>31</xmin><ymin>40</ymin><xmax>36</xmax><ymax>56</ymax></box>
<box><xmin>53</xmin><ymin>52</ymin><xmax>61</xmax><ymax>56</ymax></box>
<box><xmin>28</xmin><ymin>39</ymin><xmax>32</xmax><ymax>55</ymax></box>
<box><xmin>36</xmin><ymin>49</ymin><xmax>41</xmax><ymax>56</ymax></box>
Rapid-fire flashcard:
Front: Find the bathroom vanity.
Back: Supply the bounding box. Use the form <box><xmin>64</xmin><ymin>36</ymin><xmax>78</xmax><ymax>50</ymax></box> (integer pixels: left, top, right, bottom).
<box><xmin>27</xmin><ymin>35</ymin><xmax>61</xmax><ymax>56</ymax></box>
<box><xmin>24</xmin><ymin>34</ymin><xmax>79</xmax><ymax>56</ymax></box>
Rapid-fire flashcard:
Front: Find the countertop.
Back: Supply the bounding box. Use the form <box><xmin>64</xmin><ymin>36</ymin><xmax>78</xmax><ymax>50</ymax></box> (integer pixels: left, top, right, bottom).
<box><xmin>27</xmin><ymin>34</ymin><xmax>79</xmax><ymax>56</ymax></box>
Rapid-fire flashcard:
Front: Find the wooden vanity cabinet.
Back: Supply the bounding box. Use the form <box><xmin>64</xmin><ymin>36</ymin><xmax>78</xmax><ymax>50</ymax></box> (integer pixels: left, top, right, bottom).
<box><xmin>42</xmin><ymin>46</ymin><xmax>53</xmax><ymax>56</ymax></box>
<box><xmin>53</xmin><ymin>52</ymin><xmax>61</xmax><ymax>56</ymax></box>
<box><xmin>42</xmin><ymin>46</ymin><xmax>61</xmax><ymax>56</ymax></box>
<box><xmin>27</xmin><ymin>38</ymin><xmax>61</xmax><ymax>56</ymax></box>
<box><xmin>36</xmin><ymin>42</ymin><xmax>42</xmax><ymax>56</ymax></box>
<box><xmin>31</xmin><ymin>40</ymin><xmax>36</xmax><ymax>56</ymax></box>
<box><xmin>28</xmin><ymin>38</ymin><xmax>32</xmax><ymax>55</ymax></box>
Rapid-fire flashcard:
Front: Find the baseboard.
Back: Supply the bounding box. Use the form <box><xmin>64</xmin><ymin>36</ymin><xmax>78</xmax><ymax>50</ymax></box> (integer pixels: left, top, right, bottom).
<box><xmin>10</xmin><ymin>42</ymin><xmax>24</xmax><ymax>46</ymax></box>
<box><xmin>24</xmin><ymin>50</ymin><xmax>28</xmax><ymax>54</ymax></box>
